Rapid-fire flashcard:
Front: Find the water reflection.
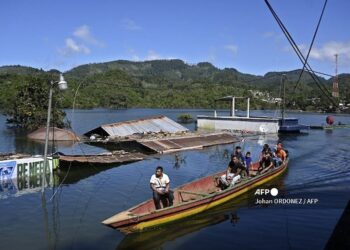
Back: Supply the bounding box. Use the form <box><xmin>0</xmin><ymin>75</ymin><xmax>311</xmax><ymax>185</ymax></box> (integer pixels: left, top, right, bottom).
<box><xmin>117</xmin><ymin>214</ymin><xmax>229</xmax><ymax>250</ymax></box>
<box><xmin>55</xmin><ymin>164</ymin><xmax>117</xmax><ymax>184</ymax></box>
<box><xmin>0</xmin><ymin>173</ymin><xmax>56</xmax><ymax>199</ymax></box>
<box><xmin>0</xmin><ymin>162</ymin><xmax>119</xmax><ymax>198</ymax></box>
<box><xmin>116</xmin><ymin>188</ymin><xmax>273</xmax><ymax>250</ymax></box>
<box><xmin>173</xmin><ymin>153</ymin><xmax>186</xmax><ymax>169</ymax></box>
<box><xmin>116</xmin><ymin>208</ymin><xmax>233</xmax><ymax>250</ymax></box>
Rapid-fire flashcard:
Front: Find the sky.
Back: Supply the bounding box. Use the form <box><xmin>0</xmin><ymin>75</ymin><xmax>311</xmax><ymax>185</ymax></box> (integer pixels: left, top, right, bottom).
<box><xmin>1</xmin><ymin>0</ymin><xmax>350</xmax><ymax>76</ymax></box>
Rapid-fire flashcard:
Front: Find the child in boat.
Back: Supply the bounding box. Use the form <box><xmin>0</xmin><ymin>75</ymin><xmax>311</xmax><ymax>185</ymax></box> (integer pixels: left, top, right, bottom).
<box><xmin>216</xmin><ymin>155</ymin><xmax>246</xmax><ymax>190</ymax></box>
<box><xmin>244</xmin><ymin>151</ymin><xmax>252</xmax><ymax>176</ymax></box>
<box><xmin>150</xmin><ymin>166</ymin><xmax>174</xmax><ymax>210</ymax></box>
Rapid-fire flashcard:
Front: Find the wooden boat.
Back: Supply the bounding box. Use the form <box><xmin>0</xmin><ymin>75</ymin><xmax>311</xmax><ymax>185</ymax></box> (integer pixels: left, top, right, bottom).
<box><xmin>102</xmin><ymin>160</ymin><xmax>288</xmax><ymax>233</ymax></box>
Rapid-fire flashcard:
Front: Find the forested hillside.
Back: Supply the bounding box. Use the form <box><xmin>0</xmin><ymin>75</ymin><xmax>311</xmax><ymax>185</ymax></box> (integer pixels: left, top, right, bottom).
<box><xmin>1</xmin><ymin>60</ymin><xmax>349</xmax><ymax>114</ymax></box>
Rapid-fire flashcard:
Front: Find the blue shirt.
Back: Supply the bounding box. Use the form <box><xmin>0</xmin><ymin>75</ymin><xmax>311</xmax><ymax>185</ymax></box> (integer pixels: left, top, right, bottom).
<box><xmin>245</xmin><ymin>156</ymin><xmax>252</xmax><ymax>167</ymax></box>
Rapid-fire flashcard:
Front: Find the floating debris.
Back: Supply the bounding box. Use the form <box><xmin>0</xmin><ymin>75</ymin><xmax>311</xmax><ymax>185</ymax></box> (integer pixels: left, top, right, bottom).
<box><xmin>58</xmin><ymin>151</ymin><xmax>146</xmax><ymax>166</ymax></box>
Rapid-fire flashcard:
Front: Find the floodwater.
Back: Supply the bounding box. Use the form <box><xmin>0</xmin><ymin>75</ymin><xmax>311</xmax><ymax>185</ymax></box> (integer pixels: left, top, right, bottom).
<box><xmin>0</xmin><ymin>108</ymin><xmax>350</xmax><ymax>250</ymax></box>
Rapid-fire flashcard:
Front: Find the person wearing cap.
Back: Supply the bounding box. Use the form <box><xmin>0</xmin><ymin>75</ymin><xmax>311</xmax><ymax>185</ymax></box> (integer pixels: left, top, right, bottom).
<box><xmin>150</xmin><ymin>166</ymin><xmax>174</xmax><ymax>210</ymax></box>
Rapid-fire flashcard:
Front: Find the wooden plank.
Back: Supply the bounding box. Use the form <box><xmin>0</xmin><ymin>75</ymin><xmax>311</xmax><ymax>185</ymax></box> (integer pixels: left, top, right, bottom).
<box><xmin>178</xmin><ymin>189</ymin><xmax>208</xmax><ymax>197</ymax></box>
<box><xmin>138</xmin><ymin>132</ymin><xmax>238</xmax><ymax>153</ymax></box>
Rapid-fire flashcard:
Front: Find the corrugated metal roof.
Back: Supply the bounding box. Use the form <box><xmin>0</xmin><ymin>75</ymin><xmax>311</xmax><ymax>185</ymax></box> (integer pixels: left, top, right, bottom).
<box><xmin>28</xmin><ymin>127</ymin><xmax>80</xmax><ymax>141</ymax></box>
<box><xmin>85</xmin><ymin>116</ymin><xmax>188</xmax><ymax>137</ymax></box>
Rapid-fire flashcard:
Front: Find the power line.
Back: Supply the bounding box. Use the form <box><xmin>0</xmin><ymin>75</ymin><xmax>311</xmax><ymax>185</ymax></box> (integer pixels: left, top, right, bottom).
<box><xmin>264</xmin><ymin>0</ymin><xmax>337</xmax><ymax>106</ymax></box>
<box><xmin>294</xmin><ymin>0</ymin><xmax>328</xmax><ymax>91</ymax></box>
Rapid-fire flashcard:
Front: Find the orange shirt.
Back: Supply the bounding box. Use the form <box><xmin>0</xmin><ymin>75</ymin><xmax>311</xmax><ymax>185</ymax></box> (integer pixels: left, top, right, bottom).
<box><xmin>276</xmin><ymin>149</ymin><xmax>287</xmax><ymax>161</ymax></box>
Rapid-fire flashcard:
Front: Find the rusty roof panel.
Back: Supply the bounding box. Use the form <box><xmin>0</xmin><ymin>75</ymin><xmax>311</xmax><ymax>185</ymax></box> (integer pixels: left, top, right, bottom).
<box><xmin>28</xmin><ymin>127</ymin><xmax>80</xmax><ymax>141</ymax></box>
<box><xmin>58</xmin><ymin>151</ymin><xmax>145</xmax><ymax>165</ymax></box>
<box><xmin>85</xmin><ymin>116</ymin><xmax>188</xmax><ymax>137</ymax></box>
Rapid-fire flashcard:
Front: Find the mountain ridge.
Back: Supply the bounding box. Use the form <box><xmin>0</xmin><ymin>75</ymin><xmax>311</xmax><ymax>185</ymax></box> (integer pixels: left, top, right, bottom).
<box><xmin>1</xmin><ymin>59</ymin><xmax>349</xmax><ymax>111</ymax></box>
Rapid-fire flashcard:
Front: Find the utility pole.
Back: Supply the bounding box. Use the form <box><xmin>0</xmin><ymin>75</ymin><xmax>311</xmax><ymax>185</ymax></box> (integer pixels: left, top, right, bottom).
<box><xmin>332</xmin><ymin>54</ymin><xmax>339</xmax><ymax>99</ymax></box>
<box><xmin>281</xmin><ymin>74</ymin><xmax>286</xmax><ymax>122</ymax></box>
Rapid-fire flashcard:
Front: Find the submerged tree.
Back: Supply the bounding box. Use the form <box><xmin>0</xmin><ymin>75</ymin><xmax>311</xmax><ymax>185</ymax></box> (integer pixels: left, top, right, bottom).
<box><xmin>5</xmin><ymin>74</ymin><xmax>67</xmax><ymax>130</ymax></box>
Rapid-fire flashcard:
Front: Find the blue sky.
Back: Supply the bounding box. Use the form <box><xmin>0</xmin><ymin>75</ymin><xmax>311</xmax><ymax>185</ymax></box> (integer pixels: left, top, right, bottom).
<box><xmin>1</xmin><ymin>0</ymin><xmax>350</xmax><ymax>76</ymax></box>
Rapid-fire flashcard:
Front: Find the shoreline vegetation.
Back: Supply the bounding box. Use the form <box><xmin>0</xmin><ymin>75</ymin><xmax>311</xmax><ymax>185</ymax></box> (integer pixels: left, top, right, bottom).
<box><xmin>1</xmin><ymin>59</ymin><xmax>349</xmax><ymax>129</ymax></box>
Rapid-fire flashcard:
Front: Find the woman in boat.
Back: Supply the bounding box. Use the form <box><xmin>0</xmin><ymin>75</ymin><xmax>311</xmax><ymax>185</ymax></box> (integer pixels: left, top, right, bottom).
<box><xmin>216</xmin><ymin>155</ymin><xmax>246</xmax><ymax>190</ymax></box>
<box><xmin>150</xmin><ymin>166</ymin><xmax>174</xmax><ymax>210</ymax></box>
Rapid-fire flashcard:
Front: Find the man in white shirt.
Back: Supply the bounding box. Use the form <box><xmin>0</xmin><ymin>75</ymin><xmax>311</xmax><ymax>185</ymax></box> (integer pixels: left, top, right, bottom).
<box><xmin>150</xmin><ymin>166</ymin><xmax>174</xmax><ymax>210</ymax></box>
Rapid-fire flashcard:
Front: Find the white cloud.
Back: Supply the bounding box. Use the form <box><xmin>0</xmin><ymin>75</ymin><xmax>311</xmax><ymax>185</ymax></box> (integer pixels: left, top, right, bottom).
<box><xmin>58</xmin><ymin>25</ymin><xmax>105</xmax><ymax>57</ymax></box>
<box><xmin>73</xmin><ymin>25</ymin><xmax>104</xmax><ymax>47</ymax></box>
<box><xmin>146</xmin><ymin>50</ymin><xmax>162</xmax><ymax>60</ymax></box>
<box><xmin>59</xmin><ymin>38</ymin><xmax>90</xmax><ymax>56</ymax></box>
<box><xmin>128</xmin><ymin>49</ymin><xmax>140</xmax><ymax>61</ymax></box>
<box><xmin>308</xmin><ymin>41</ymin><xmax>350</xmax><ymax>61</ymax></box>
<box><xmin>73</xmin><ymin>25</ymin><xmax>90</xmax><ymax>40</ymax></box>
<box><xmin>121</xmin><ymin>18</ymin><xmax>141</xmax><ymax>30</ymax></box>
<box><xmin>126</xmin><ymin>48</ymin><xmax>175</xmax><ymax>61</ymax></box>
<box><xmin>224</xmin><ymin>44</ymin><xmax>238</xmax><ymax>54</ymax></box>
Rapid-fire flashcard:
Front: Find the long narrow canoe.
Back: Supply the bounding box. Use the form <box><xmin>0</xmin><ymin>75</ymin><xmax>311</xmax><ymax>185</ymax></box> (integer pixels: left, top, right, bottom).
<box><xmin>102</xmin><ymin>160</ymin><xmax>288</xmax><ymax>233</ymax></box>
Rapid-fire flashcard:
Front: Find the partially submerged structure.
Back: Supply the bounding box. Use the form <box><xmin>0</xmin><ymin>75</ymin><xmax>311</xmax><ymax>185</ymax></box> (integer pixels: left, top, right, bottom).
<box><xmin>84</xmin><ymin>115</ymin><xmax>188</xmax><ymax>139</ymax></box>
<box><xmin>58</xmin><ymin>151</ymin><xmax>146</xmax><ymax>167</ymax></box>
<box><xmin>138</xmin><ymin>132</ymin><xmax>237</xmax><ymax>154</ymax></box>
<box><xmin>0</xmin><ymin>154</ymin><xmax>59</xmax><ymax>180</ymax></box>
<box><xmin>197</xmin><ymin>96</ymin><xmax>308</xmax><ymax>134</ymax></box>
<box><xmin>28</xmin><ymin>127</ymin><xmax>80</xmax><ymax>141</ymax></box>
<box><xmin>82</xmin><ymin>116</ymin><xmax>238</xmax><ymax>155</ymax></box>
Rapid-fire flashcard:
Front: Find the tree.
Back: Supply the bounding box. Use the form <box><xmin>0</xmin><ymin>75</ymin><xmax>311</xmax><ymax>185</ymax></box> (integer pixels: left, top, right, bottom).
<box><xmin>5</xmin><ymin>75</ymin><xmax>66</xmax><ymax>130</ymax></box>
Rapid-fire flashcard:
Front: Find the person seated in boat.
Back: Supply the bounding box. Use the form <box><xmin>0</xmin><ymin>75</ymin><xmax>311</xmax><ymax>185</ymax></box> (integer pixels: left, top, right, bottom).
<box><xmin>231</xmin><ymin>146</ymin><xmax>245</xmax><ymax>167</ymax></box>
<box><xmin>274</xmin><ymin>142</ymin><xmax>287</xmax><ymax>166</ymax></box>
<box><xmin>259</xmin><ymin>144</ymin><xmax>272</xmax><ymax>162</ymax></box>
<box><xmin>216</xmin><ymin>155</ymin><xmax>246</xmax><ymax>190</ymax></box>
<box><xmin>150</xmin><ymin>166</ymin><xmax>174</xmax><ymax>210</ymax></box>
<box><xmin>244</xmin><ymin>151</ymin><xmax>252</xmax><ymax>176</ymax></box>
<box><xmin>259</xmin><ymin>151</ymin><xmax>274</xmax><ymax>172</ymax></box>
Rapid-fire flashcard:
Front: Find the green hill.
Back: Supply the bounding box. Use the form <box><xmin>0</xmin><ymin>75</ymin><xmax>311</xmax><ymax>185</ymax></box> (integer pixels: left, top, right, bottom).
<box><xmin>1</xmin><ymin>60</ymin><xmax>348</xmax><ymax>111</ymax></box>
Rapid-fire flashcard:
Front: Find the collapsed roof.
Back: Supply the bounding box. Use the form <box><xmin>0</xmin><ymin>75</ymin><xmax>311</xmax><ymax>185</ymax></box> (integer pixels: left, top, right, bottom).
<box><xmin>84</xmin><ymin>115</ymin><xmax>189</xmax><ymax>138</ymax></box>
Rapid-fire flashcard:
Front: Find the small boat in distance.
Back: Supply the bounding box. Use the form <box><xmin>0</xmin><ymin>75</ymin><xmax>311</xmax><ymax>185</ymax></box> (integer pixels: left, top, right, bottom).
<box><xmin>102</xmin><ymin>160</ymin><xmax>288</xmax><ymax>234</ymax></box>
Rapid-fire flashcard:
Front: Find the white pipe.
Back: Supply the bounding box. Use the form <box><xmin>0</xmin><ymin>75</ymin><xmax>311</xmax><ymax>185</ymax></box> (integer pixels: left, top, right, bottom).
<box><xmin>247</xmin><ymin>97</ymin><xmax>250</xmax><ymax>118</ymax></box>
<box><xmin>232</xmin><ymin>97</ymin><xmax>235</xmax><ymax>117</ymax></box>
